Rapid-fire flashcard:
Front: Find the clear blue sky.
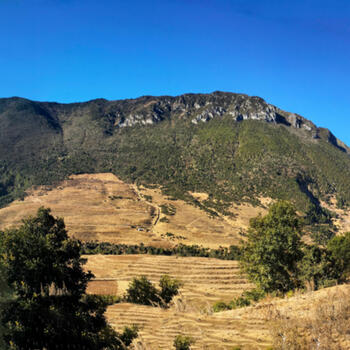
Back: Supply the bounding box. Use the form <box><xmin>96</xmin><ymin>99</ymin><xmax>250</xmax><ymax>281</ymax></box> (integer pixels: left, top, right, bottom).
<box><xmin>1</xmin><ymin>0</ymin><xmax>349</xmax><ymax>145</ymax></box>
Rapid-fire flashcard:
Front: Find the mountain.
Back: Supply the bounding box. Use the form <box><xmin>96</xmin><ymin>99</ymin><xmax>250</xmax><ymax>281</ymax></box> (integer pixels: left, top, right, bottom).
<box><xmin>0</xmin><ymin>91</ymin><xmax>349</xmax><ymax>217</ymax></box>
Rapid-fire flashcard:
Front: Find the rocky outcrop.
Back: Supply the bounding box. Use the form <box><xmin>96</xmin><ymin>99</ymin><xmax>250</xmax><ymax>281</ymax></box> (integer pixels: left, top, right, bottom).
<box><xmin>1</xmin><ymin>91</ymin><xmax>348</xmax><ymax>154</ymax></box>
<box><xmin>109</xmin><ymin>92</ymin><xmax>321</xmax><ymax>138</ymax></box>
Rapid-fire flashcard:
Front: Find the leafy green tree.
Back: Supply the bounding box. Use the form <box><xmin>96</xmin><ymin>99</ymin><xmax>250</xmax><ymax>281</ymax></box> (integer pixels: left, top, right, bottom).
<box><xmin>173</xmin><ymin>335</ymin><xmax>195</xmax><ymax>350</ymax></box>
<box><xmin>297</xmin><ymin>245</ymin><xmax>340</xmax><ymax>290</ymax></box>
<box><xmin>125</xmin><ymin>275</ymin><xmax>182</xmax><ymax>307</ymax></box>
<box><xmin>126</xmin><ymin>275</ymin><xmax>160</xmax><ymax>306</ymax></box>
<box><xmin>0</xmin><ymin>207</ymin><xmax>137</xmax><ymax>350</ymax></box>
<box><xmin>327</xmin><ymin>232</ymin><xmax>350</xmax><ymax>277</ymax></box>
<box><xmin>159</xmin><ymin>275</ymin><xmax>182</xmax><ymax>305</ymax></box>
<box><xmin>240</xmin><ymin>201</ymin><xmax>303</xmax><ymax>293</ymax></box>
<box><xmin>0</xmin><ymin>263</ymin><xmax>13</xmax><ymax>349</ymax></box>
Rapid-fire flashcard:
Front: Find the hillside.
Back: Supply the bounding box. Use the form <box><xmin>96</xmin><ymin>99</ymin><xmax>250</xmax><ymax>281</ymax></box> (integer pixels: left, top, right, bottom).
<box><xmin>2</xmin><ymin>92</ymin><xmax>350</xmax><ymax>348</ymax></box>
<box><xmin>85</xmin><ymin>254</ymin><xmax>350</xmax><ymax>349</ymax></box>
<box><xmin>1</xmin><ymin>92</ymin><xmax>350</xmax><ymax>218</ymax></box>
<box><xmin>0</xmin><ymin>173</ymin><xmax>271</xmax><ymax>248</ymax></box>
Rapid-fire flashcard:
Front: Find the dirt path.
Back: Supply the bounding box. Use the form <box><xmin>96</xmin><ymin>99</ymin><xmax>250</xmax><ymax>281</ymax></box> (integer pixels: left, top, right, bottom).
<box><xmin>131</xmin><ymin>184</ymin><xmax>161</xmax><ymax>232</ymax></box>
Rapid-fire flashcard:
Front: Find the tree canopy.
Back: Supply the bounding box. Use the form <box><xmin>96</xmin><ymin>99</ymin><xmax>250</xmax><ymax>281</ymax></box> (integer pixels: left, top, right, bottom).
<box><xmin>125</xmin><ymin>275</ymin><xmax>182</xmax><ymax>307</ymax></box>
<box><xmin>240</xmin><ymin>201</ymin><xmax>303</xmax><ymax>293</ymax></box>
<box><xmin>0</xmin><ymin>207</ymin><xmax>137</xmax><ymax>349</ymax></box>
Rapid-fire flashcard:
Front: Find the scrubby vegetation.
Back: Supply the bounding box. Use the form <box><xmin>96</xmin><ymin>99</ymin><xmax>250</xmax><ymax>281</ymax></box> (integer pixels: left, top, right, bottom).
<box><xmin>173</xmin><ymin>335</ymin><xmax>195</xmax><ymax>350</ymax></box>
<box><xmin>212</xmin><ymin>288</ymin><xmax>265</xmax><ymax>312</ymax></box>
<box><xmin>125</xmin><ymin>275</ymin><xmax>182</xmax><ymax>308</ymax></box>
<box><xmin>0</xmin><ymin>207</ymin><xmax>137</xmax><ymax>349</ymax></box>
<box><xmin>268</xmin><ymin>288</ymin><xmax>350</xmax><ymax>349</ymax></box>
<box><xmin>160</xmin><ymin>203</ymin><xmax>177</xmax><ymax>216</ymax></box>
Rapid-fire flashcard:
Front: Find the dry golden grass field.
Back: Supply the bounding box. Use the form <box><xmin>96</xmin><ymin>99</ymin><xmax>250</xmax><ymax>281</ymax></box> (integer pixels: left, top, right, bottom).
<box><xmin>86</xmin><ymin>254</ymin><xmax>350</xmax><ymax>349</ymax></box>
<box><xmin>0</xmin><ymin>173</ymin><xmax>269</xmax><ymax>248</ymax></box>
<box><xmin>85</xmin><ymin>255</ymin><xmax>253</xmax><ymax>307</ymax></box>
<box><xmin>85</xmin><ymin>254</ymin><xmax>267</xmax><ymax>350</ymax></box>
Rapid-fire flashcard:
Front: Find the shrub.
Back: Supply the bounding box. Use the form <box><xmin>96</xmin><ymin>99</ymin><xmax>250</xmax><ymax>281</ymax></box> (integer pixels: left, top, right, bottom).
<box><xmin>160</xmin><ymin>203</ymin><xmax>177</xmax><ymax>216</ymax></box>
<box><xmin>159</xmin><ymin>275</ymin><xmax>182</xmax><ymax>305</ymax></box>
<box><xmin>297</xmin><ymin>244</ymin><xmax>341</xmax><ymax>290</ymax></box>
<box><xmin>125</xmin><ymin>275</ymin><xmax>182</xmax><ymax>307</ymax></box>
<box><xmin>173</xmin><ymin>335</ymin><xmax>195</xmax><ymax>350</ymax></box>
<box><xmin>241</xmin><ymin>288</ymin><xmax>265</xmax><ymax>302</ymax></box>
<box><xmin>310</xmin><ymin>225</ymin><xmax>335</xmax><ymax>246</ymax></box>
<box><xmin>213</xmin><ymin>289</ymin><xmax>265</xmax><ymax>312</ymax></box>
<box><xmin>97</xmin><ymin>294</ymin><xmax>124</xmax><ymax>305</ymax></box>
<box><xmin>125</xmin><ymin>276</ymin><xmax>160</xmax><ymax>306</ymax></box>
<box><xmin>229</xmin><ymin>296</ymin><xmax>251</xmax><ymax>309</ymax></box>
<box><xmin>327</xmin><ymin>232</ymin><xmax>350</xmax><ymax>277</ymax></box>
<box><xmin>212</xmin><ymin>301</ymin><xmax>230</xmax><ymax>312</ymax></box>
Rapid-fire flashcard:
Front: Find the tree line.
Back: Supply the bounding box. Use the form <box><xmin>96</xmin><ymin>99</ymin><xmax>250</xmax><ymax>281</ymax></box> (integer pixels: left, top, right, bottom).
<box><xmin>81</xmin><ymin>241</ymin><xmax>241</xmax><ymax>260</ymax></box>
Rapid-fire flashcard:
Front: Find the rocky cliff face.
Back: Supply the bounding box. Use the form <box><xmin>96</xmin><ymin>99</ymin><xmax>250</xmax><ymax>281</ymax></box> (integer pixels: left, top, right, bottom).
<box><xmin>108</xmin><ymin>92</ymin><xmax>316</xmax><ymax>131</ymax></box>
<box><xmin>79</xmin><ymin>91</ymin><xmax>347</xmax><ymax>153</ymax></box>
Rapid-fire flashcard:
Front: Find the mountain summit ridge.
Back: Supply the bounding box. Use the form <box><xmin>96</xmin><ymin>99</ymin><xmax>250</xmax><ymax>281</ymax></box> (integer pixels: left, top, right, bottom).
<box><xmin>0</xmin><ymin>91</ymin><xmax>350</xmax><ymax>212</ymax></box>
<box><xmin>1</xmin><ymin>91</ymin><xmax>348</xmax><ymax>154</ymax></box>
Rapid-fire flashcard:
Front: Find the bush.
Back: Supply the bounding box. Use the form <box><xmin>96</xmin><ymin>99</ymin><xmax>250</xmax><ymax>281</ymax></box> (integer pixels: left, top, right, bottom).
<box><xmin>310</xmin><ymin>225</ymin><xmax>335</xmax><ymax>246</ymax></box>
<box><xmin>212</xmin><ymin>289</ymin><xmax>265</xmax><ymax>312</ymax></box>
<box><xmin>327</xmin><ymin>232</ymin><xmax>350</xmax><ymax>277</ymax></box>
<box><xmin>81</xmin><ymin>241</ymin><xmax>242</xmax><ymax>260</ymax></box>
<box><xmin>212</xmin><ymin>301</ymin><xmax>231</xmax><ymax>312</ymax></box>
<box><xmin>230</xmin><ymin>296</ymin><xmax>251</xmax><ymax>309</ymax></box>
<box><xmin>297</xmin><ymin>244</ymin><xmax>341</xmax><ymax>290</ymax></box>
<box><xmin>125</xmin><ymin>276</ymin><xmax>160</xmax><ymax>306</ymax></box>
<box><xmin>97</xmin><ymin>294</ymin><xmax>124</xmax><ymax>306</ymax></box>
<box><xmin>159</xmin><ymin>275</ymin><xmax>182</xmax><ymax>305</ymax></box>
<box><xmin>241</xmin><ymin>288</ymin><xmax>265</xmax><ymax>302</ymax></box>
<box><xmin>125</xmin><ymin>275</ymin><xmax>182</xmax><ymax>307</ymax></box>
<box><xmin>173</xmin><ymin>335</ymin><xmax>195</xmax><ymax>350</ymax></box>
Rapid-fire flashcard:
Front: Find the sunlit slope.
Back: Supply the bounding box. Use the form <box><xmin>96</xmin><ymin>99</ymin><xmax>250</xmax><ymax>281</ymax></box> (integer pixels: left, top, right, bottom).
<box><xmin>106</xmin><ymin>281</ymin><xmax>350</xmax><ymax>349</ymax></box>
<box><xmin>86</xmin><ymin>255</ymin><xmax>260</xmax><ymax>349</ymax></box>
<box><xmin>85</xmin><ymin>255</ymin><xmax>252</xmax><ymax>306</ymax></box>
<box><xmin>107</xmin><ymin>303</ymin><xmax>271</xmax><ymax>350</ymax></box>
<box><xmin>0</xmin><ymin>173</ymin><xmax>267</xmax><ymax>248</ymax></box>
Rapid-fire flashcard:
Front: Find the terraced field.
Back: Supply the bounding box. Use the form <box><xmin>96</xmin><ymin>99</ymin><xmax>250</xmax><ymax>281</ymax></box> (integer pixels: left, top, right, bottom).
<box><xmin>85</xmin><ymin>255</ymin><xmax>253</xmax><ymax>307</ymax></box>
<box><xmin>85</xmin><ymin>254</ymin><xmax>268</xmax><ymax>349</ymax></box>
<box><xmin>0</xmin><ymin>173</ymin><xmax>268</xmax><ymax>248</ymax></box>
<box><xmin>0</xmin><ymin>173</ymin><xmax>156</xmax><ymax>245</ymax></box>
<box><xmin>106</xmin><ymin>303</ymin><xmax>271</xmax><ymax>350</ymax></box>
<box><xmin>101</xmin><ymin>271</ymin><xmax>350</xmax><ymax>349</ymax></box>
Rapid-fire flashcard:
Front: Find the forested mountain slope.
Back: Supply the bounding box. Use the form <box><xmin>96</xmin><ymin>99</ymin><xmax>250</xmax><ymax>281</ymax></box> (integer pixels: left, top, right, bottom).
<box><xmin>1</xmin><ymin>92</ymin><xmax>349</xmax><ymax>214</ymax></box>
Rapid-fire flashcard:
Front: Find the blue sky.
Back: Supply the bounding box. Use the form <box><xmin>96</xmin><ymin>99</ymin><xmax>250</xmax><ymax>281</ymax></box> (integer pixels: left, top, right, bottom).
<box><xmin>0</xmin><ymin>0</ymin><xmax>349</xmax><ymax>145</ymax></box>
